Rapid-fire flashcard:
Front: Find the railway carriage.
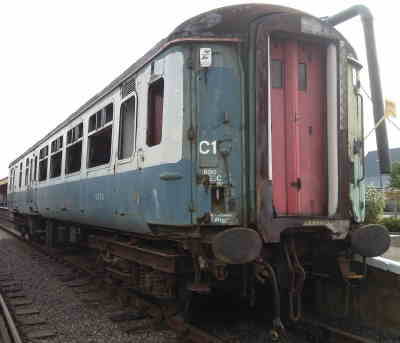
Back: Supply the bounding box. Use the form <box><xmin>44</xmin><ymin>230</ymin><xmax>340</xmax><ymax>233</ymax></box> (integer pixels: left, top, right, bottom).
<box><xmin>7</xmin><ymin>3</ymin><xmax>391</xmax><ymax>331</ymax></box>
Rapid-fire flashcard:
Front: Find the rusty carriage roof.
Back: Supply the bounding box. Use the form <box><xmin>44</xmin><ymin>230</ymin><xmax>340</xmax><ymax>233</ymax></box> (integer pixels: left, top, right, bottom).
<box><xmin>10</xmin><ymin>3</ymin><xmax>341</xmax><ymax>167</ymax></box>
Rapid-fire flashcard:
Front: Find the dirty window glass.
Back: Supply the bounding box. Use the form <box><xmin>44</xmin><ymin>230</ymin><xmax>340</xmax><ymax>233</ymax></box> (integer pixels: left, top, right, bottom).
<box><xmin>50</xmin><ymin>136</ymin><xmax>63</xmax><ymax>178</ymax></box>
<box><xmin>298</xmin><ymin>63</ymin><xmax>307</xmax><ymax>91</ymax></box>
<box><xmin>147</xmin><ymin>78</ymin><xmax>164</xmax><ymax>147</ymax></box>
<box><xmin>118</xmin><ymin>95</ymin><xmax>136</xmax><ymax>159</ymax></box>
<box><xmin>88</xmin><ymin>126</ymin><xmax>112</xmax><ymax>168</ymax></box>
<box><xmin>271</xmin><ymin>60</ymin><xmax>283</xmax><ymax>89</ymax></box>
<box><xmin>38</xmin><ymin>147</ymin><xmax>48</xmax><ymax>182</ymax></box>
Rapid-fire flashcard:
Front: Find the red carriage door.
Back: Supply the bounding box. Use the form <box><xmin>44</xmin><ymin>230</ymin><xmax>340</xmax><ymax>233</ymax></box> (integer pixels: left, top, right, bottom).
<box><xmin>270</xmin><ymin>39</ymin><xmax>327</xmax><ymax>216</ymax></box>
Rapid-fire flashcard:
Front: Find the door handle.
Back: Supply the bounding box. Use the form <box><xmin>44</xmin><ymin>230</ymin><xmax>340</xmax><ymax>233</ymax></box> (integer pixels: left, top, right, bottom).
<box><xmin>290</xmin><ymin>178</ymin><xmax>302</xmax><ymax>190</ymax></box>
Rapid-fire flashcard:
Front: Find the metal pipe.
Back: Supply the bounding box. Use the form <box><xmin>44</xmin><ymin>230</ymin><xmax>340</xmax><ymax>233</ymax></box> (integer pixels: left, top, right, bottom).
<box><xmin>327</xmin><ymin>44</ymin><xmax>339</xmax><ymax>215</ymax></box>
<box><xmin>326</xmin><ymin>5</ymin><xmax>391</xmax><ymax>174</ymax></box>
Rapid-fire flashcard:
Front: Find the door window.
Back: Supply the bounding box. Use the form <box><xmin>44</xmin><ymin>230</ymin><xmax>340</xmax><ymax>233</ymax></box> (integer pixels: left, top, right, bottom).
<box><xmin>118</xmin><ymin>95</ymin><xmax>137</xmax><ymax>159</ymax></box>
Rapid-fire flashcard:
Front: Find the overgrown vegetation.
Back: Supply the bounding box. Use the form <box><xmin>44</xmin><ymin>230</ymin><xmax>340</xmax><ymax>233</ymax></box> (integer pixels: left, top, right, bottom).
<box><xmin>390</xmin><ymin>162</ymin><xmax>400</xmax><ymax>188</ymax></box>
<box><xmin>380</xmin><ymin>217</ymin><xmax>400</xmax><ymax>232</ymax></box>
<box><xmin>365</xmin><ymin>187</ymin><xmax>385</xmax><ymax>223</ymax></box>
<box><xmin>378</xmin><ymin>162</ymin><xmax>400</xmax><ymax>231</ymax></box>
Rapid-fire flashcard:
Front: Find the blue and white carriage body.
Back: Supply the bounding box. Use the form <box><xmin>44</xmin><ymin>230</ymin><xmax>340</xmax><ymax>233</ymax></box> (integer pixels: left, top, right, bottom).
<box><xmin>7</xmin><ymin>3</ymin><xmax>390</xmax><ymax>273</ymax></box>
<box><xmin>5</xmin><ymin>5</ymin><xmax>393</xmax><ymax>327</ymax></box>
<box><xmin>8</xmin><ymin>43</ymin><xmax>243</xmax><ymax>236</ymax></box>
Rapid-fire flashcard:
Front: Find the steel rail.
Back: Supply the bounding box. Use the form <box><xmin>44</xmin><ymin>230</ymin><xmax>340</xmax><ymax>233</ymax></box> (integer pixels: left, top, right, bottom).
<box><xmin>0</xmin><ymin>283</ymin><xmax>23</xmax><ymax>343</ymax></box>
<box><xmin>0</xmin><ymin>212</ymin><xmax>225</xmax><ymax>343</ymax></box>
<box><xmin>303</xmin><ymin>318</ymin><xmax>376</xmax><ymax>343</ymax></box>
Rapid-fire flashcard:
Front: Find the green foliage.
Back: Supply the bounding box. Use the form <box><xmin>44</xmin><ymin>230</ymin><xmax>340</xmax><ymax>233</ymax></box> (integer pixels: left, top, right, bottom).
<box><xmin>380</xmin><ymin>217</ymin><xmax>400</xmax><ymax>232</ymax></box>
<box><xmin>390</xmin><ymin>162</ymin><xmax>400</xmax><ymax>188</ymax></box>
<box><xmin>365</xmin><ymin>187</ymin><xmax>385</xmax><ymax>223</ymax></box>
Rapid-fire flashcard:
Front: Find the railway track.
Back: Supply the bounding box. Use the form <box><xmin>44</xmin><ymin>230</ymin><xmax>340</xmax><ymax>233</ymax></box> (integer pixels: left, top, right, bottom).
<box><xmin>0</xmin><ymin>211</ymin><xmax>24</xmax><ymax>343</ymax></box>
<box><xmin>0</xmin><ymin>208</ymin><xmax>226</xmax><ymax>343</ymax></box>
<box><xmin>300</xmin><ymin>318</ymin><xmax>377</xmax><ymax>343</ymax></box>
<box><xmin>0</xmin><ymin>286</ymin><xmax>23</xmax><ymax>343</ymax></box>
<box><xmin>0</xmin><ymin>208</ymin><xmax>388</xmax><ymax>343</ymax></box>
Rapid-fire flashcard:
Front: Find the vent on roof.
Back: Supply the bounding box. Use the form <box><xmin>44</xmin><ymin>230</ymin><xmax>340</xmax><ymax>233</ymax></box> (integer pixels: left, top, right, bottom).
<box><xmin>121</xmin><ymin>77</ymin><xmax>136</xmax><ymax>98</ymax></box>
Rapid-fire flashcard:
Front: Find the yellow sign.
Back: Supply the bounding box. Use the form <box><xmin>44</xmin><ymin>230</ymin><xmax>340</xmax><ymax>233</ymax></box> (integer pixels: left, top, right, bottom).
<box><xmin>385</xmin><ymin>99</ymin><xmax>397</xmax><ymax>118</ymax></box>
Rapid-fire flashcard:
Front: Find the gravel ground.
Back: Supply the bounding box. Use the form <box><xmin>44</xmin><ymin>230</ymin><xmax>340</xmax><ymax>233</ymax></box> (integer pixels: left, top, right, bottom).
<box><xmin>0</xmin><ymin>224</ymin><xmax>308</xmax><ymax>343</ymax></box>
<box><xmin>0</xmin><ymin>227</ymin><xmax>177</xmax><ymax>343</ymax></box>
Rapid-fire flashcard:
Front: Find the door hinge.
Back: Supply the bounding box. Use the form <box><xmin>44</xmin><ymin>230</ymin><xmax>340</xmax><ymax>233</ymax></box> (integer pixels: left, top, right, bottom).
<box><xmin>290</xmin><ymin>178</ymin><xmax>302</xmax><ymax>190</ymax></box>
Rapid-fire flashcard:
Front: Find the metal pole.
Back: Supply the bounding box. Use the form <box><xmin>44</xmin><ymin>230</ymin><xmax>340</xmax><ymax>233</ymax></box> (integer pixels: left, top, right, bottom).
<box><xmin>325</xmin><ymin>5</ymin><xmax>391</xmax><ymax>174</ymax></box>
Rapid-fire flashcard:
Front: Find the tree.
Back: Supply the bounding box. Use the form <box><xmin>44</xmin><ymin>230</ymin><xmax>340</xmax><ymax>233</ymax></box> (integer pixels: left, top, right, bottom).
<box><xmin>390</xmin><ymin>162</ymin><xmax>400</xmax><ymax>188</ymax></box>
<box><xmin>365</xmin><ymin>187</ymin><xmax>385</xmax><ymax>223</ymax></box>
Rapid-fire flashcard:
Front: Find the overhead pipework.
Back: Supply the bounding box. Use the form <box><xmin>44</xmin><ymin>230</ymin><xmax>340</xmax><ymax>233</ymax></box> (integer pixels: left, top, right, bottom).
<box><xmin>325</xmin><ymin>4</ymin><xmax>391</xmax><ymax>174</ymax></box>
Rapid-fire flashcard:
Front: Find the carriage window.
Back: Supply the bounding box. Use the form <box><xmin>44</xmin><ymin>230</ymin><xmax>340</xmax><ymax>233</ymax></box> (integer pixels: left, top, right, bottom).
<box><xmin>88</xmin><ymin>104</ymin><xmax>113</xmax><ymax>133</ymax></box>
<box><xmin>88</xmin><ymin>126</ymin><xmax>112</xmax><ymax>167</ymax></box>
<box><xmin>39</xmin><ymin>146</ymin><xmax>49</xmax><ymax>181</ymax></box>
<box><xmin>271</xmin><ymin>60</ymin><xmax>283</xmax><ymax>89</ymax></box>
<box><xmin>34</xmin><ymin>156</ymin><xmax>38</xmax><ymax>181</ymax></box>
<box><xmin>298</xmin><ymin>63</ymin><xmax>307</xmax><ymax>91</ymax></box>
<box><xmin>87</xmin><ymin>104</ymin><xmax>113</xmax><ymax>168</ymax></box>
<box><xmin>118</xmin><ymin>96</ymin><xmax>136</xmax><ymax>159</ymax></box>
<box><xmin>9</xmin><ymin>169</ymin><xmax>13</xmax><ymax>192</ymax></box>
<box><xmin>147</xmin><ymin>78</ymin><xmax>164</xmax><ymax>147</ymax></box>
<box><xmin>105</xmin><ymin>103</ymin><xmax>113</xmax><ymax>123</ymax></box>
<box><xmin>66</xmin><ymin>123</ymin><xmax>83</xmax><ymax>174</ymax></box>
<box><xmin>88</xmin><ymin>103</ymin><xmax>113</xmax><ymax>168</ymax></box>
<box><xmin>25</xmin><ymin>158</ymin><xmax>29</xmax><ymax>186</ymax></box>
<box><xmin>29</xmin><ymin>158</ymin><xmax>33</xmax><ymax>183</ymax></box>
<box><xmin>19</xmin><ymin>162</ymin><xmax>23</xmax><ymax>188</ymax></box>
<box><xmin>50</xmin><ymin>136</ymin><xmax>63</xmax><ymax>178</ymax></box>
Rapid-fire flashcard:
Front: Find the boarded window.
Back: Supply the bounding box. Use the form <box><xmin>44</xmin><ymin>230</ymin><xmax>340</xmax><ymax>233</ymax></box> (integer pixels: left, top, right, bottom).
<box><xmin>147</xmin><ymin>78</ymin><xmax>164</xmax><ymax>147</ymax></box>
<box><xmin>66</xmin><ymin>123</ymin><xmax>83</xmax><ymax>174</ymax></box>
<box><xmin>39</xmin><ymin>146</ymin><xmax>48</xmax><ymax>181</ymax></box>
<box><xmin>88</xmin><ymin>126</ymin><xmax>112</xmax><ymax>168</ymax></box>
<box><xmin>118</xmin><ymin>96</ymin><xmax>136</xmax><ymax>159</ymax></box>
<box><xmin>298</xmin><ymin>63</ymin><xmax>307</xmax><ymax>91</ymax></box>
<box><xmin>271</xmin><ymin>60</ymin><xmax>283</xmax><ymax>88</ymax></box>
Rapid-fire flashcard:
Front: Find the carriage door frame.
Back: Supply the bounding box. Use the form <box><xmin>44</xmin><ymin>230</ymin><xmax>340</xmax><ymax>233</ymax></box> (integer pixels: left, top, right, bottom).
<box><xmin>269</xmin><ymin>36</ymin><xmax>328</xmax><ymax>216</ymax></box>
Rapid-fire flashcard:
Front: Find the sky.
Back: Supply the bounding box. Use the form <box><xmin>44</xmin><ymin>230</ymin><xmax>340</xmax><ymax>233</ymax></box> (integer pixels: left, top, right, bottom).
<box><xmin>0</xmin><ymin>0</ymin><xmax>399</xmax><ymax>178</ymax></box>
